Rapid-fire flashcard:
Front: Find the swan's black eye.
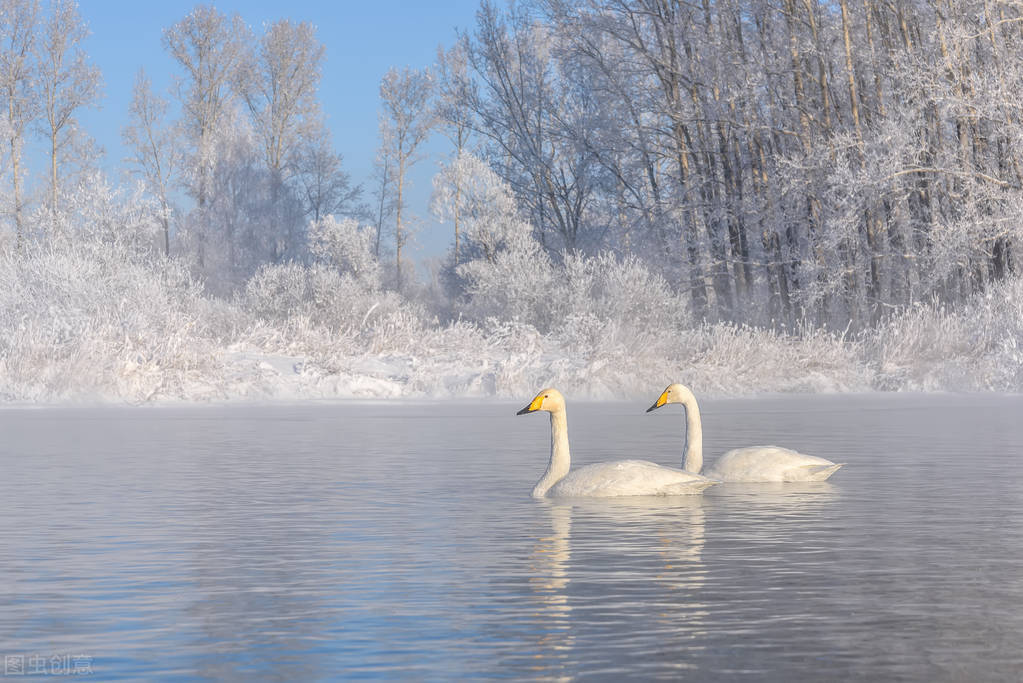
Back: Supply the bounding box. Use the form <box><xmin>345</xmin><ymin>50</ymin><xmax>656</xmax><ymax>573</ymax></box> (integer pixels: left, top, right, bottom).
<box><xmin>544</xmin><ymin>394</ymin><xmax>548</xmax><ymax>398</ymax></box>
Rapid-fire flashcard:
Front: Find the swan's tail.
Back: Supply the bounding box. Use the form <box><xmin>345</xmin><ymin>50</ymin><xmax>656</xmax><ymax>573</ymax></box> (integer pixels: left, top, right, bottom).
<box><xmin>801</xmin><ymin>463</ymin><xmax>844</xmax><ymax>481</ymax></box>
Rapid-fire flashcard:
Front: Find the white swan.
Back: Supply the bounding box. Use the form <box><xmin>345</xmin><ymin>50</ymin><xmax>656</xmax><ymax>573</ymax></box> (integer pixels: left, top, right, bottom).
<box><xmin>646</xmin><ymin>383</ymin><xmax>843</xmax><ymax>482</ymax></box>
<box><xmin>518</xmin><ymin>388</ymin><xmax>717</xmax><ymax>498</ymax></box>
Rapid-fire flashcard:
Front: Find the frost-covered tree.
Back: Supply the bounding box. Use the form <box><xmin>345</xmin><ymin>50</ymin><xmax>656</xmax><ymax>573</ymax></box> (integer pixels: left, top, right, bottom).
<box><xmin>369</xmin><ymin>135</ymin><xmax>394</xmax><ymax>260</ymax></box>
<box><xmin>377</xmin><ymin>65</ymin><xmax>433</xmax><ymax>290</ymax></box>
<box><xmin>178</xmin><ymin>114</ymin><xmax>304</xmax><ymax>292</ymax></box>
<box><xmin>432</xmin><ymin>153</ymin><xmax>532</xmax><ymax>265</ymax></box>
<box><xmin>433</xmin><ymin>43</ymin><xmax>474</xmax><ymax>264</ymax></box>
<box><xmin>162</xmin><ymin>4</ymin><xmax>249</xmax><ymax>214</ymax></box>
<box><xmin>0</xmin><ymin>0</ymin><xmax>39</xmax><ymax>245</ymax></box>
<box><xmin>36</xmin><ymin>0</ymin><xmax>101</xmax><ymax>218</ymax></box>
<box><xmin>238</xmin><ymin>19</ymin><xmax>323</xmax><ymax>178</ymax></box>
<box><xmin>437</xmin><ymin>0</ymin><xmax>1023</xmax><ymax>329</ymax></box>
<box><xmin>238</xmin><ymin>18</ymin><xmax>325</xmax><ymax>259</ymax></box>
<box><xmin>123</xmin><ymin>69</ymin><xmax>181</xmax><ymax>256</ymax></box>
<box><xmin>442</xmin><ymin>154</ymin><xmax>553</xmax><ymax>324</ymax></box>
<box><xmin>457</xmin><ymin>2</ymin><xmax>603</xmax><ymax>256</ymax></box>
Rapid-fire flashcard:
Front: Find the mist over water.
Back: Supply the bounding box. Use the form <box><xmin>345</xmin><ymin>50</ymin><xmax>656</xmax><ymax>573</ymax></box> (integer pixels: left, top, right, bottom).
<box><xmin>2</xmin><ymin>394</ymin><xmax>1022</xmax><ymax>680</ymax></box>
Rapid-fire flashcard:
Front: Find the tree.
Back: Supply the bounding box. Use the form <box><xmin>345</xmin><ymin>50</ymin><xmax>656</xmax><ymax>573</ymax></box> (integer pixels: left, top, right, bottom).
<box><xmin>182</xmin><ymin>114</ymin><xmax>304</xmax><ymax>291</ymax></box>
<box><xmin>36</xmin><ymin>0</ymin><xmax>101</xmax><ymax>218</ymax></box>
<box><xmin>239</xmin><ymin>19</ymin><xmax>324</xmax><ymax>177</ymax></box>
<box><xmin>377</xmin><ymin>65</ymin><xmax>433</xmax><ymax>291</ymax></box>
<box><xmin>238</xmin><ymin>18</ymin><xmax>325</xmax><ymax>259</ymax></box>
<box><xmin>292</xmin><ymin>123</ymin><xmax>361</xmax><ymax>223</ymax></box>
<box><xmin>0</xmin><ymin>0</ymin><xmax>39</xmax><ymax>245</ymax></box>
<box><xmin>432</xmin><ymin>152</ymin><xmax>530</xmax><ymax>264</ymax></box>
<box><xmin>123</xmin><ymin>68</ymin><xmax>181</xmax><ymax>256</ymax></box>
<box><xmin>434</xmin><ymin>43</ymin><xmax>474</xmax><ymax>264</ymax></box>
<box><xmin>369</xmin><ymin>136</ymin><xmax>394</xmax><ymax>260</ymax></box>
<box><xmin>162</xmin><ymin>4</ymin><xmax>249</xmax><ymax>212</ymax></box>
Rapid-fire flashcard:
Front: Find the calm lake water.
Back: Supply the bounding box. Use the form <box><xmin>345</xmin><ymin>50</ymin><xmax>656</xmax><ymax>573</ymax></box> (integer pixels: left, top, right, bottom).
<box><xmin>2</xmin><ymin>394</ymin><xmax>1023</xmax><ymax>680</ymax></box>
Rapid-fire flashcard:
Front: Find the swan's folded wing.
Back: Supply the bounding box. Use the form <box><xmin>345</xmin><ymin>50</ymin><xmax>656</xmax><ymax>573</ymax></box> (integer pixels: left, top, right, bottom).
<box><xmin>549</xmin><ymin>459</ymin><xmax>716</xmax><ymax>497</ymax></box>
<box><xmin>707</xmin><ymin>446</ymin><xmax>842</xmax><ymax>482</ymax></box>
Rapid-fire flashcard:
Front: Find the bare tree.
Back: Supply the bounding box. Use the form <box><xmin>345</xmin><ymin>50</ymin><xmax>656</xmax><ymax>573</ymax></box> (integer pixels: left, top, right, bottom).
<box><xmin>378</xmin><ymin>65</ymin><xmax>433</xmax><ymax>290</ymax></box>
<box><xmin>122</xmin><ymin>68</ymin><xmax>181</xmax><ymax>256</ymax></box>
<box><xmin>37</xmin><ymin>0</ymin><xmax>101</xmax><ymax>218</ymax></box>
<box><xmin>0</xmin><ymin>0</ymin><xmax>39</xmax><ymax>245</ymax></box>
<box><xmin>292</xmin><ymin>123</ymin><xmax>361</xmax><ymax>223</ymax></box>
<box><xmin>370</xmin><ymin>134</ymin><xmax>394</xmax><ymax>260</ymax></box>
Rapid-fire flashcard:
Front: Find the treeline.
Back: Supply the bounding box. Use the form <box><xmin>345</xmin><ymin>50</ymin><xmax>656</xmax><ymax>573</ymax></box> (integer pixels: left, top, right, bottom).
<box><xmin>0</xmin><ymin>1</ymin><xmax>359</xmax><ymax>294</ymax></box>
<box><xmin>438</xmin><ymin>0</ymin><xmax>1023</xmax><ymax>329</ymax></box>
<box><xmin>3</xmin><ymin>0</ymin><xmax>1022</xmax><ymax>334</ymax></box>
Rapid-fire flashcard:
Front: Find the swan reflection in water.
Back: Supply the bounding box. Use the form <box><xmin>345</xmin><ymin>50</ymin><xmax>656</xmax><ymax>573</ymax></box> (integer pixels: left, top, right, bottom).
<box><xmin>523</xmin><ymin>483</ymin><xmax>841</xmax><ymax>674</ymax></box>
<box><xmin>709</xmin><ymin>481</ymin><xmax>840</xmax><ymax>519</ymax></box>
<box><xmin>526</xmin><ymin>496</ymin><xmax>709</xmax><ymax>673</ymax></box>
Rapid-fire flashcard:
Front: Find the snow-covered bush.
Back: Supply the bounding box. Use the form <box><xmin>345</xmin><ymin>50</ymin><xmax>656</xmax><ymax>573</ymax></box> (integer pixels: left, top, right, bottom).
<box><xmin>45</xmin><ymin>173</ymin><xmax>164</xmax><ymax>254</ymax></box>
<box><xmin>307</xmin><ymin>215</ymin><xmax>380</xmax><ymax>289</ymax></box>
<box><xmin>868</xmin><ymin>276</ymin><xmax>1023</xmax><ymax>391</ymax></box>
<box><xmin>457</xmin><ymin>237</ymin><xmax>555</xmax><ymax>327</ymax></box>
<box><xmin>0</xmin><ymin>238</ymin><xmax>215</xmax><ymax>402</ymax></box>
<box><xmin>676</xmin><ymin>323</ymin><xmax>870</xmax><ymax>395</ymax></box>
<box><xmin>240</xmin><ymin>261</ymin><xmax>429</xmax><ymax>355</ymax></box>
<box><xmin>549</xmin><ymin>251</ymin><xmax>689</xmax><ymax>350</ymax></box>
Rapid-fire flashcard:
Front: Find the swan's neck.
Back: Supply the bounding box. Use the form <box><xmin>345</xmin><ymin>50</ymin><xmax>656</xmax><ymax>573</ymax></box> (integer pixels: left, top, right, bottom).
<box><xmin>533</xmin><ymin>408</ymin><xmax>571</xmax><ymax>498</ymax></box>
<box><xmin>679</xmin><ymin>389</ymin><xmax>704</xmax><ymax>474</ymax></box>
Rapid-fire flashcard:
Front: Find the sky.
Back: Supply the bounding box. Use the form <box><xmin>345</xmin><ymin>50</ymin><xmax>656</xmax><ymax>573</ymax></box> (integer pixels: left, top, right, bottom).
<box><xmin>75</xmin><ymin>0</ymin><xmax>482</xmax><ymax>267</ymax></box>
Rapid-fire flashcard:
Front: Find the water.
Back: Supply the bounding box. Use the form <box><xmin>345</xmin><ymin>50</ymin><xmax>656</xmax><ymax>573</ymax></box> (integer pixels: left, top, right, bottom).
<box><xmin>2</xmin><ymin>394</ymin><xmax>1023</xmax><ymax>681</ymax></box>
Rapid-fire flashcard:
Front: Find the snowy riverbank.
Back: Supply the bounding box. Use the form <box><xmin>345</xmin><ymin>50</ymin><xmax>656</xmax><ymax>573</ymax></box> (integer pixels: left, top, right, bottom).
<box><xmin>3</xmin><ymin>232</ymin><xmax>1022</xmax><ymax>406</ymax></box>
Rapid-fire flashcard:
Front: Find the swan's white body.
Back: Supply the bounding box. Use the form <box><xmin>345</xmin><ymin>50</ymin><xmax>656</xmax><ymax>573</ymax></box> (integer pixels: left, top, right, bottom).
<box><xmin>648</xmin><ymin>384</ymin><xmax>843</xmax><ymax>483</ymax></box>
<box><xmin>546</xmin><ymin>459</ymin><xmax>717</xmax><ymax>497</ymax></box>
<box><xmin>519</xmin><ymin>388</ymin><xmax>716</xmax><ymax>498</ymax></box>
<box><xmin>704</xmin><ymin>446</ymin><xmax>843</xmax><ymax>482</ymax></box>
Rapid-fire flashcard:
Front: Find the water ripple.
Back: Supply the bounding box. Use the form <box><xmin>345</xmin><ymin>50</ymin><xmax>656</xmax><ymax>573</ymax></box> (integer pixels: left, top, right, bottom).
<box><xmin>1</xmin><ymin>396</ymin><xmax>1022</xmax><ymax>680</ymax></box>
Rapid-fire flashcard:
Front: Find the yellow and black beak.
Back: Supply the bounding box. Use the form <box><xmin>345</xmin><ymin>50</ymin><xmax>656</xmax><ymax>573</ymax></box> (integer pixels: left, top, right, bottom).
<box><xmin>517</xmin><ymin>394</ymin><xmax>545</xmax><ymax>415</ymax></box>
<box><xmin>646</xmin><ymin>390</ymin><xmax>669</xmax><ymax>413</ymax></box>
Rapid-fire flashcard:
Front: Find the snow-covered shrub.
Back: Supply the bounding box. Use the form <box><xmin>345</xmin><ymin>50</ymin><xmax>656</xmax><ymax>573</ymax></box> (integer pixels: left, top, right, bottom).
<box><xmin>457</xmin><ymin>237</ymin><xmax>555</xmax><ymax>327</ymax></box>
<box><xmin>240</xmin><ymin>261</ymin><xmax>428</xmax><ymax>353</ymax></box>
<box><xmin>675</xmin><ymin>322</ymin><xmax>870</xmax><ymax>395</ymax></box>
<box><xmin>549</xmin><ymin>252</ymin><xmax>689</xmax><ymax>351</ymax></box>
<box><xmin>0</xmin><ymin>238</ymin><xmax>215</xmax><ymax>402</ymax></box>
<box><xmin>307</xmin><ymin>215</ymin><xmax>380</xmax><ymax>289</ymax></box>
<box><xmin>868</xmin><ymin>276</ymin><xmax>1023</xmax><ymax>391</ymax></box>
<box><xmin>241</xmin><ymin>261</ymin><xmax>309</xmax><ymax>321</ymax></box>
<box><xmin>43</xmin><ymin>173</ymin><xmax>164</xmax><ymax>255</ymax></box>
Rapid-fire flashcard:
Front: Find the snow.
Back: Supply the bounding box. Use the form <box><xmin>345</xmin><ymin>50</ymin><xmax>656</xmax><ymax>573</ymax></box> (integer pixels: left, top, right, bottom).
<box><xmin>3</xmin><ymin>213</ymin><xmax>1022</xmax><ymax>406</ymax></box>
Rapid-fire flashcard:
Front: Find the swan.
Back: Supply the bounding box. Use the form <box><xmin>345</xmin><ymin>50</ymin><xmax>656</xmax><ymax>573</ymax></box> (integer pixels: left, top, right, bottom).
<box><xmin>646</xmin><ymin>383</ymin><xmax>843</xmax><ymax>482</ymax></box>
<box><xmin>517</xmin><ymin>388</ymin><xmax>717</xmax><ymax>498</ymax></box>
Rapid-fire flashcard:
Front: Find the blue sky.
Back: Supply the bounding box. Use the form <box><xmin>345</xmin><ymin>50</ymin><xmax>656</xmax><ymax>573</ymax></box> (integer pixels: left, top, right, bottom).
<box><xmin>76</xmin><ymin>0</ymin><xmax>482</xmax><ymax>265</ymax></box>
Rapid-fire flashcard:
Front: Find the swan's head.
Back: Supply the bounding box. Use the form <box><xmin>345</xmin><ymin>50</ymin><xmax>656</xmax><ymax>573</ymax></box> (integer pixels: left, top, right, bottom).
<box><xmin>646</xmin><ymin>383</ymin><xmax>692</xmax><ymax>412</ymax></box>
<box><xmin>517</xmin><ymin>387</ymin><xmax>565</xmax><ymax>415</ymax></box>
